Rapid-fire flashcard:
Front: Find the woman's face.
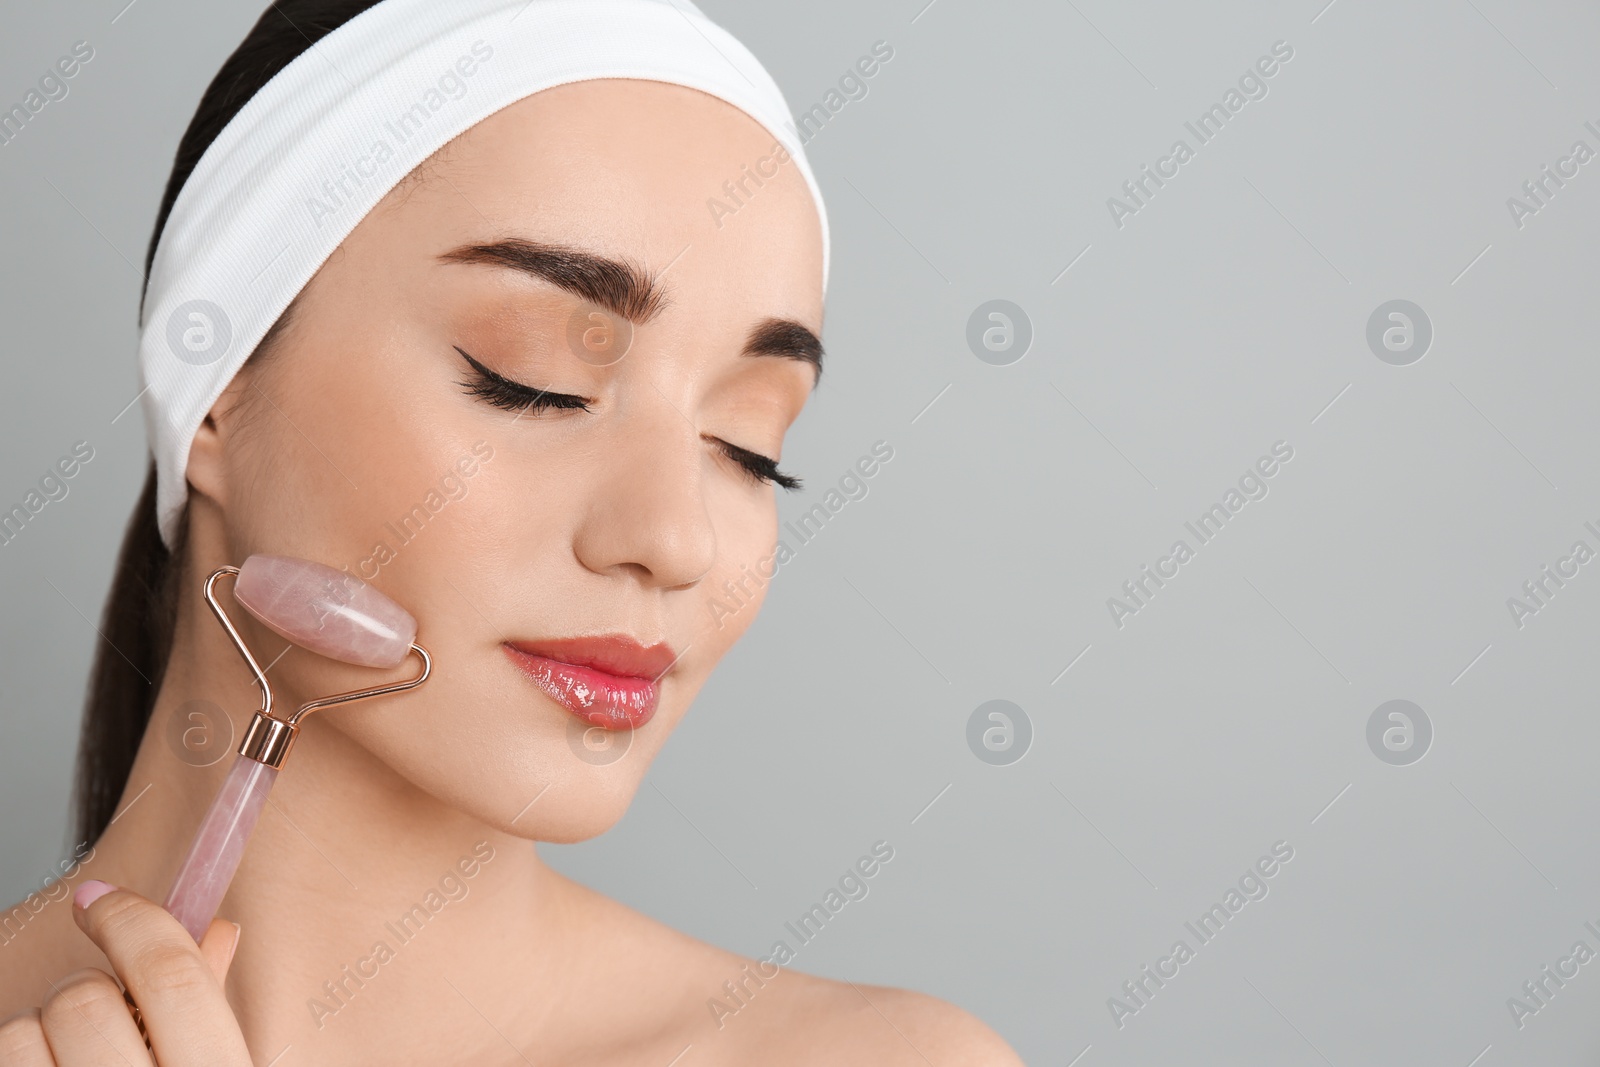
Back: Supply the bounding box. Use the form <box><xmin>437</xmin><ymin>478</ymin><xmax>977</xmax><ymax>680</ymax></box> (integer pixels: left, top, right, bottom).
<box><xmin>188</xmin><ymin>79</ymin><xmax>824</xmax><ymax>840</ymax></box>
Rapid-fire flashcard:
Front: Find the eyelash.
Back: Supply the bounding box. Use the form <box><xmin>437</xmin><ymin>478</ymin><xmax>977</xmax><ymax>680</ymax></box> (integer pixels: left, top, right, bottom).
<box><xmin>717</xmin><ymin>438</ymin><xmax>802</xmax><ymax>492</ymax></box>
<box><xmin>453</xmin><ymin>345</ymin><xmax>802</xmax><ymax>491</ymax></box>
<box><xmin>455</xmin><ymin>345</ymin><xmax>590</xmax><ymax>416</ymax></box>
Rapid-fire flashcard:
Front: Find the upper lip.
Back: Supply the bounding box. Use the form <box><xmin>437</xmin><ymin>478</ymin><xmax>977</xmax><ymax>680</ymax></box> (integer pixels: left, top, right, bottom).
<box><xmin>503</xmin><ymin>635</ymin><xmax>678</xmax><ymax>681</ymax></box>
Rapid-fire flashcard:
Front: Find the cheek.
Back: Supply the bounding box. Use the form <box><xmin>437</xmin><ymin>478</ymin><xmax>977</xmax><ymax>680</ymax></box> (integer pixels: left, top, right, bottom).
<box><xmin>222</xmin><ymin>344</ymin><xmax>501</xmax><ymax>690</ymax></box>
<box><xmin>680</xmin><ymin>500</ymin><xmax>780</xmax><ymax>659</ymax></box>
<box><xmin>234</xmin><ymin>338</ymin><xmax>485</xmax><ymax>559</ymax></box>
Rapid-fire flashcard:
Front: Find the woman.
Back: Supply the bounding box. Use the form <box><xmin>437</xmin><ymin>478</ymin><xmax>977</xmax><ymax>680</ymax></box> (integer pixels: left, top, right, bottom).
<box><xmin>0</xmin><ymin>0</ymin><xmax>1021</xmax><ymax>1062</ymax></box>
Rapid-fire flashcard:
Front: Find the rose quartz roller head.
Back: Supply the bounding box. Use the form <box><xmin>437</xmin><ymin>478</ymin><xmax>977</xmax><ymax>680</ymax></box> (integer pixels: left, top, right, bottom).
<box><xmin>163</xmin><ymin>555</ymin><xmax>431</xmax><ymax>942</ymax></box>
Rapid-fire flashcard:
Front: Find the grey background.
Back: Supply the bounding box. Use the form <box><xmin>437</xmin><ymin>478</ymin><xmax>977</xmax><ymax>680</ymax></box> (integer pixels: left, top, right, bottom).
<box><xmin>4</xmin><ymin>0</ymin><xmax>1599</xmax><ymax>1062</ymax></box>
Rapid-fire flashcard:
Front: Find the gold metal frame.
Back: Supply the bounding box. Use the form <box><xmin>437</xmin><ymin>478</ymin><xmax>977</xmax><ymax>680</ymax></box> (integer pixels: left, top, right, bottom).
<box><xmin>203</xmin><ymin>566</ymin><xmax>432</xmax><ymax>769</ymax></box>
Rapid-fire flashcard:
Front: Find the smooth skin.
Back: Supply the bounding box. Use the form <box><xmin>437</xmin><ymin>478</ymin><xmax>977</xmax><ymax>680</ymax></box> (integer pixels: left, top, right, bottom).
<box><xmin>0</xmin><ymin>80</ymin><xmax>1023</xmax><ymax>1064</ymax></box>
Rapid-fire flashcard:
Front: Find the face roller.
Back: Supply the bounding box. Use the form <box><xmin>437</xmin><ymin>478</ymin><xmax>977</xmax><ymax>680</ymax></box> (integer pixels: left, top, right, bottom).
<box><xmin>161</xmin><ymin>555</ymin><xmax>431</xmax><ymax>942</ymax></box>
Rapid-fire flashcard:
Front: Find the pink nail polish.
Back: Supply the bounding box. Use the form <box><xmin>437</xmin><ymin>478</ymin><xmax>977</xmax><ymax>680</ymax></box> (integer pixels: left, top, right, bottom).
<box><xmin>74</xmin><ymin>880</ymin><xmax>116</xmax><ymax>909</ymax></box>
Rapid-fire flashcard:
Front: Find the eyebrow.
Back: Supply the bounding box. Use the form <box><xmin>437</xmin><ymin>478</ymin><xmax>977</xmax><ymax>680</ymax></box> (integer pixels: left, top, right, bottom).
<box><xmin>745</xmin><ymin>317</ymin><xmax>824</xmax><ymax>384</ymax></box>
<box><xmin>438</xmin><ymin>237</ymin><xmax>824</xmax><ymax>384</ymax></box>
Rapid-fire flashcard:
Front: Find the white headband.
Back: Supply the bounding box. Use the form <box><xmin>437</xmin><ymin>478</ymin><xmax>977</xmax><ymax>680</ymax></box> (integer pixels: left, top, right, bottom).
<box><xmin>138</xmin><ymin>0</ymin><xmax>830</xmax><ymax>547</ymax></box>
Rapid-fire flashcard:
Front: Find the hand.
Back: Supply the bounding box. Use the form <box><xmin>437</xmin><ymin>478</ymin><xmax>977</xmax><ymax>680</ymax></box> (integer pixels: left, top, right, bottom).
<box><xmin>0</xmin><ymin>881</ymin><xmax>252</xmax><ymax>1065</ymax></box>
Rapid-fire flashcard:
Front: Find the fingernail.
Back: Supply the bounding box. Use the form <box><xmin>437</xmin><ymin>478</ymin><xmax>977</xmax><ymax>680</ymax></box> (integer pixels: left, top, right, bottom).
<box><xmin>73</xmin><ymin>880</ymin><xmax>116</xmax><ymax>910</ymax></box>
<box><xmin>226</xmin><ymin>922</ymin><xmax>242</xmax><ymax>966</ymax></box>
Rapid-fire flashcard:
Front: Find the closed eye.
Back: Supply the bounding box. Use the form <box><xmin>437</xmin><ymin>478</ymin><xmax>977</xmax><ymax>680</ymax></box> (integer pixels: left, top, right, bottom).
<box><xmin>454</xmin><ymin>345</ymin><xmax>800</xmax><ymax>490</ymax></box>
<box><xmin>454</xmin><ymin>345</ymin><xmax>591</xmax><ymax>416</ymax></box>
<box><xmin>714</xmin><ymin>437</ymin><xmax>802</xmax><ymax>492</ymax></box>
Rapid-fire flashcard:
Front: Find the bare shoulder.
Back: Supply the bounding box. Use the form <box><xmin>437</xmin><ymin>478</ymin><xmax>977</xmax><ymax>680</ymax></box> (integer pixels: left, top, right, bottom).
<box><xmin>553</xmin><ymin>877</ymin><xmax>1020</xmax><ymax>1065</ymax></box>
<box><xmin>675</xmin><ymin>946</ymin><xmax>1022</xmax><ymax>1067</ymax></box>
<box><xmin>764</xmin><ymin>975</ymin><xmax>1024</xmax><ymax>1066</ymax></box>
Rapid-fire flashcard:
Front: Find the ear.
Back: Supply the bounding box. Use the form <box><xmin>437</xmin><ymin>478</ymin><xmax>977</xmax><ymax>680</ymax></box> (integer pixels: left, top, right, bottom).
<box><xmin>185</xmin><ymin>377</ymin><xmax>251</xmax><ymax>512</ymax></box>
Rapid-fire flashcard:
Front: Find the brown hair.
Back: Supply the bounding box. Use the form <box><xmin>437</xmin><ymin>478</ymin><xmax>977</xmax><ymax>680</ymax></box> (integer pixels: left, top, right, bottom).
<box><xmin>71</xmin><ymin>0</ymin><xmax>387</xmax><ymax>844</ymax></box>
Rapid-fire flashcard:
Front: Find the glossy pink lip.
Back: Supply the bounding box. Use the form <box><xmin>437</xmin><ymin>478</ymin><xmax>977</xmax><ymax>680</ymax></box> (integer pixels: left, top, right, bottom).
<box><xmin>502</xmin><ymin>636</ymin><xmax>677</xmax><ymax>730</ymax></box>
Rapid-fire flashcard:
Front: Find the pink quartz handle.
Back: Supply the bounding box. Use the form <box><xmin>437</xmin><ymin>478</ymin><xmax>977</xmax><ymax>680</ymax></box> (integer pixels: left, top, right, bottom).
<box><xmin>163</xmin><ymin>754</ymin><xmax>277</xmax><ymax>943</ymax></box>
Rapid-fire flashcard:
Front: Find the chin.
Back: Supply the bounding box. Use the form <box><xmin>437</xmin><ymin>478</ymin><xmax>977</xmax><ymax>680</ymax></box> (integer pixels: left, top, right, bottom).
<box><xmin>325</xmin><ymin>671</ymin><xmax>683</xmax><ymax>844</ymax></box>
<box><xmin>504</xmin><ymin>774</ymin><xmax>645</xmax><ymax>843</ymax></box>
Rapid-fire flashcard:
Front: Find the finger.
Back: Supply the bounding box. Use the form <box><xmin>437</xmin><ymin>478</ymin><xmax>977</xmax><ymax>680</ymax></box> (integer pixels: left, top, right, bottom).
<box><xmin>198</xmin><ymin>918</ymin><xmax>242</xmax><ymax>986</ymax></box>
<box><xmin>38</xmin><ymin>967</ymin><xmax>155</xmax><ymax>1066</ymax></box>
<box><xmin>0</xmin><ymin>1007</ymin><xmax>56</xmax><ymax>1067</ymax></box>
<box><xmin>73</xmin><ymin>881</ymin><xmax>251</xmax><ymax>1066</ymax></box>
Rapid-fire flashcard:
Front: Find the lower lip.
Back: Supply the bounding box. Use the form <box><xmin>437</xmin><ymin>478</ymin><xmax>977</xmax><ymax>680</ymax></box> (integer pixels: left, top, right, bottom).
<box><xmin>501</xmin><ymin>645</ymin><xmax>660</xmax><ymax>730</ymax></box>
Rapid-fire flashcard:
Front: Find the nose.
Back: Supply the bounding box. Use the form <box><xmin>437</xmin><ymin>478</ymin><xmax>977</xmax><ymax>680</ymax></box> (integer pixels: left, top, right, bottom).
<box><xmin>571</xmin><ymin>399</ymin><xmax>719</xmax><ymax>590</ymax></box>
